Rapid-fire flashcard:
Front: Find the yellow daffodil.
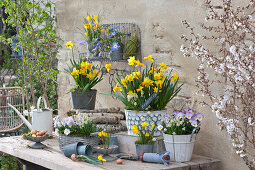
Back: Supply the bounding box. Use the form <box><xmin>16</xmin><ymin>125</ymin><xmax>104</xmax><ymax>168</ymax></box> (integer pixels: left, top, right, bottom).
<box><xmin>132</xmin><ymin>125</ymin><xmax>138</xmax><ymax>130</ymax></box>
<box><xmin>145</xmin><ymin>132</ymin><xmax>149</xmax><ymax>137</ymax></box>
<box><xmin>128</xmin><ymin>91</ymin><xmax>133</xmax><ymax>95</ymax></box>
<box><xmin>81</xmin><ymin>62</ymin><xmax>92</xmax><ymax>70</ymax></box>
<box><xmin>84</xmin><ymin>23</ymin><xmax>91</xmax><ymax>29</ymax></box>
<box><xmin>87</xmin><ymin>15</ymin><xmax>92</xmax><ymax>20</ymax></box>
<box><xmin>154</xmin><ymin>73</ymin><xmax>161</xmax><ymax>80</ymax></box>
<box><xmin>132</xmin><ymin>129</ymin><xmax>138</xmax><ymax>134</ymax></box>
<box><xmin>85</xmin><ymin>32</ymin><xmax>88</xmax><ymax>36</ymax></box>
<box><xmin>71</xmin><ymin>68</ymin><xmax>79</xmax><ymax>76</ymax></box>
<box><xmin>98</xmin><ymin>24</ymin><xmax>102</xmax><ymax>28</ymax></box>
<box><xmin>150</xmin><ymin>67</ymin><xmax>157</xmax><ymax>74</ymax></box>
<box><xmin>160</xmin><ymin>62</ymin><xmax>167</xmax><ymax>71</ymax></box>
<box><xmin>136</xmin><ymin>86</ymin><xmax>144</xmax><ymax>92</ymax></box>
<box><xmin>105</xmin><ymin>63</ymin><xmax>112</xmax><ymax>72</ymax></box>
<box><xmin>93</xmin><ymin>70</ymin><xmax>98</xmax><ymax>77</ymax></box>
<box><xmin>155</xmin><ymin>80</ymin><xmax>163</xmax><ymax>89</ymax></box>
<box><xmin>153</xmin><ymin>86</ymin><xmax>159</xmax><ymax>93</ymax></box>
<box><xmin>159</xmin><ymin>72</ymin><xmax>165</xmax><ymax>80</ymax></box>
<box><xmin>95</xmin><ymin>21</ymin><xmax>99</xmax><ymax>25</ymax></box>
<box><xmin>135</xmin><ymin>60</ymin><xmax>144</xmax><ymax>67</ymax></box>
<box><xmin>142</xmin><ymin>122</ymin><xmax>147</xmax><ymax>127</ymax></box>
<box><xmin>152</xmin><ymin>124</ymin><xmax>155</xmax><ymax>128</ymax></box>
<box><xmin>98</xmin><ymin>131</ymin><xmax>103</xmax><ymax>137</ymax></box>
<box><xmin>171</xmin><ymin>73</ymin><xmax>180</xmax><ymax>82</ymax></box>
<box><xmin>101</xmin><ymin>29</ymin><xmax>105</xmax><ymax>32</ymax></box>
<box><xmin>98</xmin><ymin>155</ymin><xmax>106</xmax><ymax>162</ymax></box>
<box><xmin>127</xmin><ymin>74</ymin><xmax>134</xmax><ymax>81</ymax></box>
<box><xmin>128</xmin><ymin>56</ymin><xmax>137</xmax><ymax>66</ymax></box>
<box><xmin>113</xmin><ymin>83</ymin><xmax>122</xmax><ymax>92</ymax></box>
<box><xmin>86</xmin><ymin>72</ymin><xmax>94</xmax><ymax>80</ymax></box>
<box><xmin>144</xmin><ymin>55</ymin><xmax>154</xmax><ymax>62</ymax></box>
<box><xmin>141</xmin><ymin>77</ymin><xmax>153</xmax><ymax>87</ymax></box>
<box><xmin>93</xmin><ymin>15</ymin><xmax>98</xmax><ymax>20</ymax></box>
<box><xmin>79</xmin><ymin>69</ymin><xmax>86</xmax><ymax>75</ymax></box>
<box><xmin>93</xmin><ymin>26</ymin><xmax>97</xmax><ymax>30</ymax></box>
<box><xmin>102</xmin><ymin>131</ymin><xmax>108</xmax><ymax>137</ymax></box>
<box><xmin>65</xmin><ymin>41</ymin><xmax>73</xmax><ymax>49</ymax></box>
<box><xmin>121</xmin><ymin>78</ymin><xmax>127</xmax><ymax>86</ymax></box>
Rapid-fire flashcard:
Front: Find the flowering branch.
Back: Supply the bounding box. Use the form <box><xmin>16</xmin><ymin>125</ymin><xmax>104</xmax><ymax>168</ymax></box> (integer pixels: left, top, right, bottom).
<box><xmin>181</xmin><ymin>0</ymin><xmax>255</xmax><ymax>169</ymax></box>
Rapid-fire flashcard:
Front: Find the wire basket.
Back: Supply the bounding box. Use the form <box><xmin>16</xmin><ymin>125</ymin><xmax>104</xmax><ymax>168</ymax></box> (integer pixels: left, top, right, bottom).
<box><xmin>58</xmin><ymin>135</ymin><xmax>99</xmax><ymax>151</ymax></box>
<box><xmin>80</xmin><ymin>22</ymin><xmax>141</xmax><ymax>61</ymax></box>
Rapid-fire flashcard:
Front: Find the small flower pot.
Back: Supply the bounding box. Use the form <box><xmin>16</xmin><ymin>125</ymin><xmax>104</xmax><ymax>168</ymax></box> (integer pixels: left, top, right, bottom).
<box><xmin>135</xmin><ymin>144</ymin><xmax>153</xmax><ymax>157</ymax></box>
<box><xmin>63</xmin><ymin>142</ymin><xmax>92</xmax><ymax>157</ymax></box>
<box><xmin>70</xmin><ymin>90</ymin><xmax>97</xmax><ymax>110</ymax></box>
<box><xmin>110</xmin><ymin>46</ymin><xmax>123</xmax><ymax>61</ymax></box>
<box><xmin>109</xmin><ymin>136</ymin><xmax>119</xmax><ymax>154</ymax></box>
<box><xmin>93</xmin><ymin>145</ymin><xmax>119</xmax><ymax>162</ymax></box>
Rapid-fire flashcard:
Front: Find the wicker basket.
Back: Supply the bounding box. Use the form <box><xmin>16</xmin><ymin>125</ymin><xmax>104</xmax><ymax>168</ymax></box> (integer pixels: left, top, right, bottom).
<box><xmin>58</xmin><ymin>135</ymin><xmax>99</xmax><ymax>151</ymax></box>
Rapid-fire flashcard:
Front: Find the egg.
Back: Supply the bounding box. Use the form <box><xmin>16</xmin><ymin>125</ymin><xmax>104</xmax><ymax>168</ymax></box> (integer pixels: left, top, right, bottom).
<box><xmin>31</xmin><ymin>130</ymin><xmax>37</xmax><ymax>135</ymax></box>
<box><xmin>116</xmin><ymin>158</ymin><xmax>123</xmax><ymax>165</ymax></box>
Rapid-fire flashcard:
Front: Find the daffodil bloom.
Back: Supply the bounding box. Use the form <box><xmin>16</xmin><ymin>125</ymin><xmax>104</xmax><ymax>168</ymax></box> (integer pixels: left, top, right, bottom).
<box><xmin>135</xmin><ymin>60</ymin><xmax>144</xmax><ymax>67</ymax></box>
<box><xmin>101</xmin><ymin>29</ymin><xmax>105</xmax><ymax>32</ymax></box>
<box><xmin>155</xmin><ymin>80</ymin><xmax>163</xmax><ymax>89</ymax></box>
<box><xmin>142</xmin><ymin>122</ymin><xmax>147</xmax><ymax>127</ymax></box>
<box><xmin>132</xmin><ymin>125</ymin><xmax>138</xmax><ymax>130</ymax></box>
<box><xmin>154</xmin><ymin>73</ymin><xmax>161</xmax><ymax>80</ymax></box>
<box><xmin>160</xmin><ymin>62</ymin><xmax>167</xmax><ymax>71</ymax></box>
<box><xmin>81</xmin><ymin>62</ymin><xmax>92</xmax><ymax>70</ymax></box>
<box><xmin>132</xmin><ymin>129</ymin><xmax>138</xmax><ymax>134</ymax></box>
<box><xmin>102</xmin><ymin>131</ymin><xmax>108</xmax><ymax>137</ymax></box>
<box><xmin>150</xmin><ymin>67</ymin><xmax>157</xmax><ymax>74</ymax></box>
<box><xmin>93</xmin><ymin>70</ymin><xmax>98</xmax><ymax>77</ymax></box>
<box><xmin>145</xmin><ymin>132</ymin><xmax>149</xmax><ymax>137</ymax></box>
<box><xmin>86</xmin><ymin>72</ymin><xmax>94</xmax><ymax>80</ymax></box>
<box><xmin>144</xmin><ymin>55</ymin><xmax>154</xmax><ymax>62</ymax></box>
<box><xmin>98</xmin><ymin>131</ymin><xmax>103</xmax><ymax>137</ymax></box>
<box><xmin>105</xmin><ymin>63</ymin><xmax>112</xmax><ymax>72</ymax></box>
<box><xmin>113</xmin><ymin>83</ymin><xmax>122</xmax><ymax>92</ymax></box>
<box><xmin>127</xmin><ymin>74</ymin><xmax>134</xmax><ymax>81</ymax></box>
<box><xmin>136</xmin><ymin>86</ymin><xmax>144</xmax><ymax>92</ymax></box>
<box><xmin>98</xmin><ymin>155</ymin><xmax>106</xmax><ymax>162</ymax></box>
<box><xmin>141</xmin><ymin>77</ymin><xmax>153</xmax><ymax>87</ymax></box>
<box><xmin>85</xmin><ymin>32</ymin><xmax>88</xmax><ymax>36</ymax></box>
<box><xmin>128</xmin><ymin>91</ymin><xmax>133</xmax><ymax>95</ymax></box>
<box><xmin>95</xmin><ymin>21</ymin><xmax>99</xmax><ymax>25</ymax></box>
<box><xmin>71</xmin><ymin>68</ymin><xmax>79</xmax><ymax>76</ymax></box>
<box><xmin>128</xmin><ymin>56</ymin><xmax>137</xmax><ymax>66</ymax></box>
<box><xmin>87</xmin><ymin>15</ymin><xmax>91</xmax><ymax>20</ymax></box>
<box><xmin>121</xmin><ymin>78</ymin><xmax>127</xmax><ymax>86</ymax></box>
<box><xmin>84</xmin><ymin>23</ymin><xmax>91</xmax><ymax>29</ymax></box>
<box><xmin>79</xmin><ymin>69</ymin><xmax>86</xmax><ymax>75</ymax></box>
<box><xmin>152</xmin><ymin>124</ymin><xmax>155</xmax><ymax>128</ymax></box>
<box><xmin>93</xmin><ymin>15</ymin><xmax>98</xmax><ymax>20</ymax></box>
<box><xmin>153</xmin><ymin>86</ymin><xmax>159</xmax><ymax>93</ymax></box>
<box><xmin>171</xmin><ymin>73</ymin><xmax>180</xmax><ymax>82</ymax></box>
<box><xmin>65</xmin><ymin>41</ymin><xmax>73</xmax><ymax>49</ymax></box>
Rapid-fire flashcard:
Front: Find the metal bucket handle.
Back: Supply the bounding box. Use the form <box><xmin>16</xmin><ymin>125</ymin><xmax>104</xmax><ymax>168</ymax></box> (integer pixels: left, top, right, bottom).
<box><xmin>37</xmin><ymin>96</ymin><xmax>48</xmax><ymax>111</ymax></box>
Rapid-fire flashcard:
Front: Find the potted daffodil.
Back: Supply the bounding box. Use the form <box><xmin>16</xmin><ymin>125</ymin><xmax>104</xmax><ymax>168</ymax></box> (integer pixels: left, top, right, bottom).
<box><xmin>105</xmin><ymin>55</ymin><xmax>182</xmax><ymax>136</ymax></box>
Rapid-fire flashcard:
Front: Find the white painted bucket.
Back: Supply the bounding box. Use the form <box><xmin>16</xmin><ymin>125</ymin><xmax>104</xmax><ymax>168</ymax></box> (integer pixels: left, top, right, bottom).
<box><xmin>163</xmin><ymin>134</ymin><xmax>196</xmax><ymax>162</ymax></box>
<box><xmin>32</xmin><ymin>96</ymin><xmax>53</xmax><ymax>135</ymax></box>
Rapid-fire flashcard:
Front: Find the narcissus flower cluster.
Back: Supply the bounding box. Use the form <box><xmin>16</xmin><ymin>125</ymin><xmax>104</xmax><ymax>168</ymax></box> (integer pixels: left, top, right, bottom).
<box><xmin>132</xmin><ymin>122</ymin><xmax>156</xmax><ymax>145</ymax></box>
<box><xmin>105</xmin><ymin>55</ymin><xmax>183</xmax><ymax>111</ymax></box>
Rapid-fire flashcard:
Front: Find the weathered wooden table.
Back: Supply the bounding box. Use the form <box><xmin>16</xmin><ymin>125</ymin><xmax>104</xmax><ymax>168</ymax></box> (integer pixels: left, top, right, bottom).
<box><xmin>0</xmin><ymin>136</ymin><xmax>220</xmax><ymax>170</ymax></box>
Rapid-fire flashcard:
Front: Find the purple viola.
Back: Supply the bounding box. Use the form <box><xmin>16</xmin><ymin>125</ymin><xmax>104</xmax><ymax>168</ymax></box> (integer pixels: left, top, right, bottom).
<box><xmin>110</xmin><ymin>42</ymin><xmax>120</xmax><ymax>51</ymax></box>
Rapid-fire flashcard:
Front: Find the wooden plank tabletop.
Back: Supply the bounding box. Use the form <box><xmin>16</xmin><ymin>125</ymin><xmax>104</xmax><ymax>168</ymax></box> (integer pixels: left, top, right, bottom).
<box><xmin>0</xmin><ymin>136</ymin><xmax>220</xmax><ymax>170</ymax></box>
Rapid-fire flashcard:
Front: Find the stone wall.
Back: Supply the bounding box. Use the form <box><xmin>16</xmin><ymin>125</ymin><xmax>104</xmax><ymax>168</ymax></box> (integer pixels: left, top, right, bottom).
<box><xmin>56</xmin><ymin>0</ymin><xmax>248</xmax><ymax>169</ymax></box>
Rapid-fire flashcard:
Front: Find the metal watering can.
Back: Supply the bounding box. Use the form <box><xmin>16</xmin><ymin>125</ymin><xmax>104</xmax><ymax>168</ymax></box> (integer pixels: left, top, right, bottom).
<box><xmin>8</xmin><ymin>96</ymin><xmax>53</xmax><ymax>135</ymax></box>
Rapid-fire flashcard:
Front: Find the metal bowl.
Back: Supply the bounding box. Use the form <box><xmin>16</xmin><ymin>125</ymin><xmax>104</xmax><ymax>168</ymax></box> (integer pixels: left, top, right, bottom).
<box><xmin>26</xmin><ymin>135</ymin><xmax>48</xmax><ymax>149</ymax></box>
<box><xmin>26</xmin><ymin>135</ymin><xmax>48</xmax><ymax>142</ymax></box>
<box><xmin>93</xmin><ymin>145</ymin><xmax>118</xmax><ymax>155</ymax></box>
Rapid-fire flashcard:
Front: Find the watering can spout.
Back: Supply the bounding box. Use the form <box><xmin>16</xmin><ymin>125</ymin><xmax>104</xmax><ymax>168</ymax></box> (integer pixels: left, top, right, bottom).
<box><xmin>7</xmin><ymin>103</ymin><xmax>32</xmax><ymax>130</ymax></box>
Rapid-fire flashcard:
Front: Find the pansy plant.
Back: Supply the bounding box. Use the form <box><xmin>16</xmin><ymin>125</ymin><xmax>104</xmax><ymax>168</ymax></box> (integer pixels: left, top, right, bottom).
<box><xmin>158</xmin><ymin>108</ymin><xmax>204</xmax><ymax>135</ymax></box>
